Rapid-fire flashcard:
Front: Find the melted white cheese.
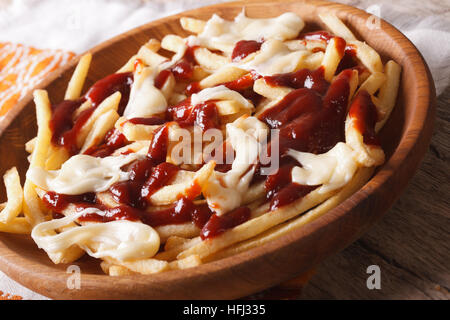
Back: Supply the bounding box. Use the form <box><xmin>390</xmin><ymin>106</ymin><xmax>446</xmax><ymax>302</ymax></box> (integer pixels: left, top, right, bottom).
<box><xmin>190</xmin><ymin>85</ymin><xmax>253</xmax><ymax>110</ymax></box>
<box><xmin>203</xmin><ymin>116</ymin><xmax>268</xmax><ymax>215</ymax></box>
<box><xmin>27</xmin><ymin>153</ymin><xmax>141</xmax><ymax>195</ymax></box>
<box><xmin>31</xmin><ymin>207</ymin><xmax>160</xmax><ymax>262</ymax></box>
<box><xmin>288</xmin><ymin>142</ymin><xmax>358</xmax><ymax>193</ymax></box>
<box><xmin>237</xmin><ymin>39</ymin><xmax>308</xmax><ymax>76</ymax></box>
<box><xmin>198</xmin><ymin>11</ymin><xmax>304</xmax><ymax>52</ymax></box>
<box><xmin>185</xmin><ymin>35</ymin><xmax>201</xmax><ymax>48</ymax></box>
<box><xmin>123</xmin><ymin>67</ymin><xmax>167</xmax><ymax>119</ymax></box>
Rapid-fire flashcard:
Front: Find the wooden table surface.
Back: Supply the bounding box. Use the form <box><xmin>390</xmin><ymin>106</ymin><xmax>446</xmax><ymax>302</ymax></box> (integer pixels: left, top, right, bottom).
<box><xmin>296</xmin><ymin>0</ymin><xmax>450</xmax><ymax>300</ymax></box>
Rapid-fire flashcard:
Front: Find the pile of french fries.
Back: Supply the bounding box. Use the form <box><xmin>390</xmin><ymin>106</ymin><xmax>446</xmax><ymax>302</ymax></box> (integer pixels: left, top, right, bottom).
<box><xmin>0</xmin><ymin>11</ymin><xmax>401</xmax><ymax>276</ymax></box>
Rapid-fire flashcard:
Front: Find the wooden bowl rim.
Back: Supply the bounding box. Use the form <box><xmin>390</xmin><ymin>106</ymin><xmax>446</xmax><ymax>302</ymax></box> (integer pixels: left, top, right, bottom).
<box><xmin>0</xmin><ymin>0</ymin><xmax>436</xmax><ymax>299</ymax></box>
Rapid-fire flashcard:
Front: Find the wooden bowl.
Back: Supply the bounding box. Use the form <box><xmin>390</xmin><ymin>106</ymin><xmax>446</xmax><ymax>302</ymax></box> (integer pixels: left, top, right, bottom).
<box><xmin>0</xmin><ymin>0</ymin><xmax>435</xmax><ymax>299</ymax></box>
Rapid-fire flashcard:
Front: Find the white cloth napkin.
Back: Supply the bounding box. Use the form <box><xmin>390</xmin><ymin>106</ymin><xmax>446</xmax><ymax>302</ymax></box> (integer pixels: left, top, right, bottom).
<box><xmin>0</xmin><ymin>0</ymin><xmax>448</xmax><ymax>300</ymax></box>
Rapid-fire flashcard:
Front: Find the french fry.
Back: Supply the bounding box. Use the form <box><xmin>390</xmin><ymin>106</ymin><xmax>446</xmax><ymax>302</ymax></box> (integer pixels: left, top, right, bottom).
<box><xmin>155</xmin><ymin>237</ymin><xmax>201</xmax><ymax>261</ymax></box>
<box><xmin>0</xmin><ymin>217</ymin><xmax>31</xmax><ymax>234</ymax></box>
<box><xmin>25</xmin><ymin>137</ymin><xmax>36</xmax><ymax>154</ymax></box>
<box><xmin>194</xmin><ymin>47</ymin><xmax>228</xmax><ymax>71</ymax></box>
<box><xmin>100</xmin><ymin>260</ymin><xmax>136</xmax><ymax>276</ymax></box>
<box><xmin>137</xmin><ymin>45</ymin><xmax>168</xmax><ymax>67</ymax></box>
<box><xmin>64</xmin><ymin>53</ymin><xmax>92</xmax><ymax>100</ymax></box>
<box><xmin>100</xmin><ymin>260</ymin><xmax>111</xmax><ymax>274</ymax></box>
<box><xmin>169</xmin><ymin>254</ymin><xmax>201</xmax><ymax>270</ymax></box>
<box><xmin>319</xmin><ymin>13</ymin><xmax>357</xmax><ymax>40</ymax></box>
<box><xmin>145</xmin><ymin>39</ymin><xmax>162</xmax><ymax>52</ymax></box>
<box><xmin>106</xmin><ymin>257</ymin><xmax>170</xmax><ymax>275</ymax></box>
<box><xmin>148</xmin><ymin>161</ymin><xmax>215</xmax><ymax>205</ymax></box>
<box><xmin>254</xmin><ymin>97</ymin><xmax>283</xmax><ymax>117</ymax></box>
<box><xmin>171</xmin><ymin>170</ymin><xmax>196</xmax><ymax>183</ymax></box>
<box><xmin>23</xmin><ymin>90</ymin><xmax>52</xmax><ymax>225</ymax></box>
<box><xmin>286</xmin><ymin>39</ymin><xmax>326</xmax><ymax>53</ymax></box>
<box><xmin>0</xmin><ymin>167</ymin><xmax>23</xmax><ymax>224</ymax></box>
<box><xmin>358</xmin><ymin>69</ymin><xmax>371</xmax><ymax>85</ymax></box>
<box><xmin>72</xmin><ymin>99</ymin><xmax>92</xmax><ymax>119</ymax></box>
<box><xmin>80</xmin><ymin>109</ymin><xmax>119</xmax><ymax>153</ymax></box>
<box><xmin>111</xmin><ymin>140</ymin><xmax>150</xmax><ymax>156</ymax></box>
<box><xmin>117</xmin><ymin>55</ymin><xmax>137</xmax><ymax>73</ymax></box>
<box><xmin>94</xmin><ymin>191</ymin><xmax>118</xmax><ymax>208</ymax></box>
<box><xmin>347</xmin><ymin>40</ymin><xmax>383</xmax><ymax>73</ymax></box>
<box><xmin>242</xmin><ymin>181</ymin><xmax>265</xmax><ymax>205</ymax></box>
<box><xmin>119</xmin><ymin>121</ymin><xmax>159</xmax><ymax>142</ymax></box>
<box><xmin>161</xmin><ymin>34</ymin><xmax>185</xmax><ymax>53</ymax></box>
<box><xmin>347</xmin><ymin>69</ymin><xmax>360</xmax><ymax>102</ymax></box>
<box><xmin>304</xmin><ymin>40</ymin><xmax>327</xmax><ymax>53</ymax></box>
<box><xmin>156</xmin><ymin>223</ymin><xmax>200</xmax><ymax>243</ymax></box>
<box><xmin>159</xmin><ymin>71</ymin><xmax>176</xmax><ymax>99</ymax></box>
<box><xmin>100</xmin><ymin>261</ymin><xmax>113</xmax><ymax>274</ymax></box>
<box><xmin>321</xmin><ymin>37</ymin><xmax>345</xmax><ymax>81</ymax></box>
<box><xmin>47</xmin><ymin>246</ymin><xmax>85</xmax><ymax>264</ymax></box>
<box><xmin>300</xmin><ymin>51</ymin><xmax>324</xmax><ymax>70</ymax></box>
<box><xmin>169</xmin><ymin>92</ymin><xmax>188</xmax><ymax>106</ymax></box>
<box><xmin>77</xmin><ymin>91</ymin><xmax>121</xmax><ymax>147</ymax></box>
<box><xmin>180</xmin><ymin>17</ymin><xmax>206</xmax><ymax>34</ymax></box>
<box><xmin>118</xmin><ymin>39</ymin><xmax>161</xmax><ymax>71</ymax></box>
<box><xmin>192</xmin><ymin>66</ymin><xmax>210</xmax><ymax>81</ymax></box>
<box><xmin>164</xmin><ymin>236</ymin><xmax>191</xmax><ymax>250</ymax></box>
<box><xmin>215</xmin><ymin>100</ymin><xmax>244</xmax><ymax>115</ymax></box>
<box><xmin>376</xmin><ymin>60</ymin><xmax>401</xmax><ymax>131</ymax></box>
<box><xmin>45</xmin><ymin>146</ymin><xmax>69</xmax><ymax>170</ymax></box>
<box><xmin>371</xmin><ymin>94</ymin><xmax>383</xmax><ymax>112</ymax></box>
<box><xmin>109</xmin><ymin>265</ymin><xmax>136</xmax><ymax>276</ymax></box>
<box><xmin>249</xmin><ymin>202</ymin><xmax>270</xmax><ymax>218</ymax></box>
<box><xmin>357</xmin><ymin>71</ymin><xmax>386</xmax><ymax>96</ymax></box>
<box><xmin>284</xmin><ymin>40</ymin><xmax>307</xmax><ymax>51</ymax></box>
<box><xmin>199</xmin><ymin>66</ymin><xmax>247</xmax><ymax>89</ymax></box>
<box><xmin>29</xmin><ymin>91</ymin><xmax>52</xmax><ymax>168</ymax></box>
<box><xmin>253</xmin><ymin>78</ymin><xmax>292</xmax><ymax>100</ymax></box>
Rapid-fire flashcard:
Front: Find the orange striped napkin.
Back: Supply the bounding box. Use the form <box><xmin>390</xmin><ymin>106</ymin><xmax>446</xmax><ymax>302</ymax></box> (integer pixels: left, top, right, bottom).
<box><xmin>0</xmin><ymin>290</ymin><xmax>22</xmax><ymax>300</ymax></box>
<box><xmin>0</xmin><ymin>42</ymin><xmax>74</xmax><ymax>121</ymax></box>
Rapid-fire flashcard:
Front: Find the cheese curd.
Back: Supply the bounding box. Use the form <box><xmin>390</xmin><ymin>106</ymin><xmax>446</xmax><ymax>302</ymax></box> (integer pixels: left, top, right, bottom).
<box><xmin>123</xmin><ymin>66</ymin><xmax>168</xmax><ymax>119</ymax></box>
<box><xmin>203</xmin><ymin>116</ymin><xmax>268</xmax><ymax>215</ymax></box>
<box><xmin>288</xmin><ymin>142</ymin><xmax>358</xmax><ymax>194</ymax></box>
<box><xmin>238</xmin><ymin>39</ymin><xmax>309</xmax><ymax>76</ymax></box>
<box><xmin>27</xmin><ymin>153</ymin><xmax>141</xmax><ymax>195</ymax></box>
<box><xmin>31</xmin><ymin>207</ymin><xmax>160</xmax><ymax>262</ymax></box>
<box><xmin>197</xmin><ymin>11</ymin><xmax>304</xmax><ymax>52</ymax></box>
